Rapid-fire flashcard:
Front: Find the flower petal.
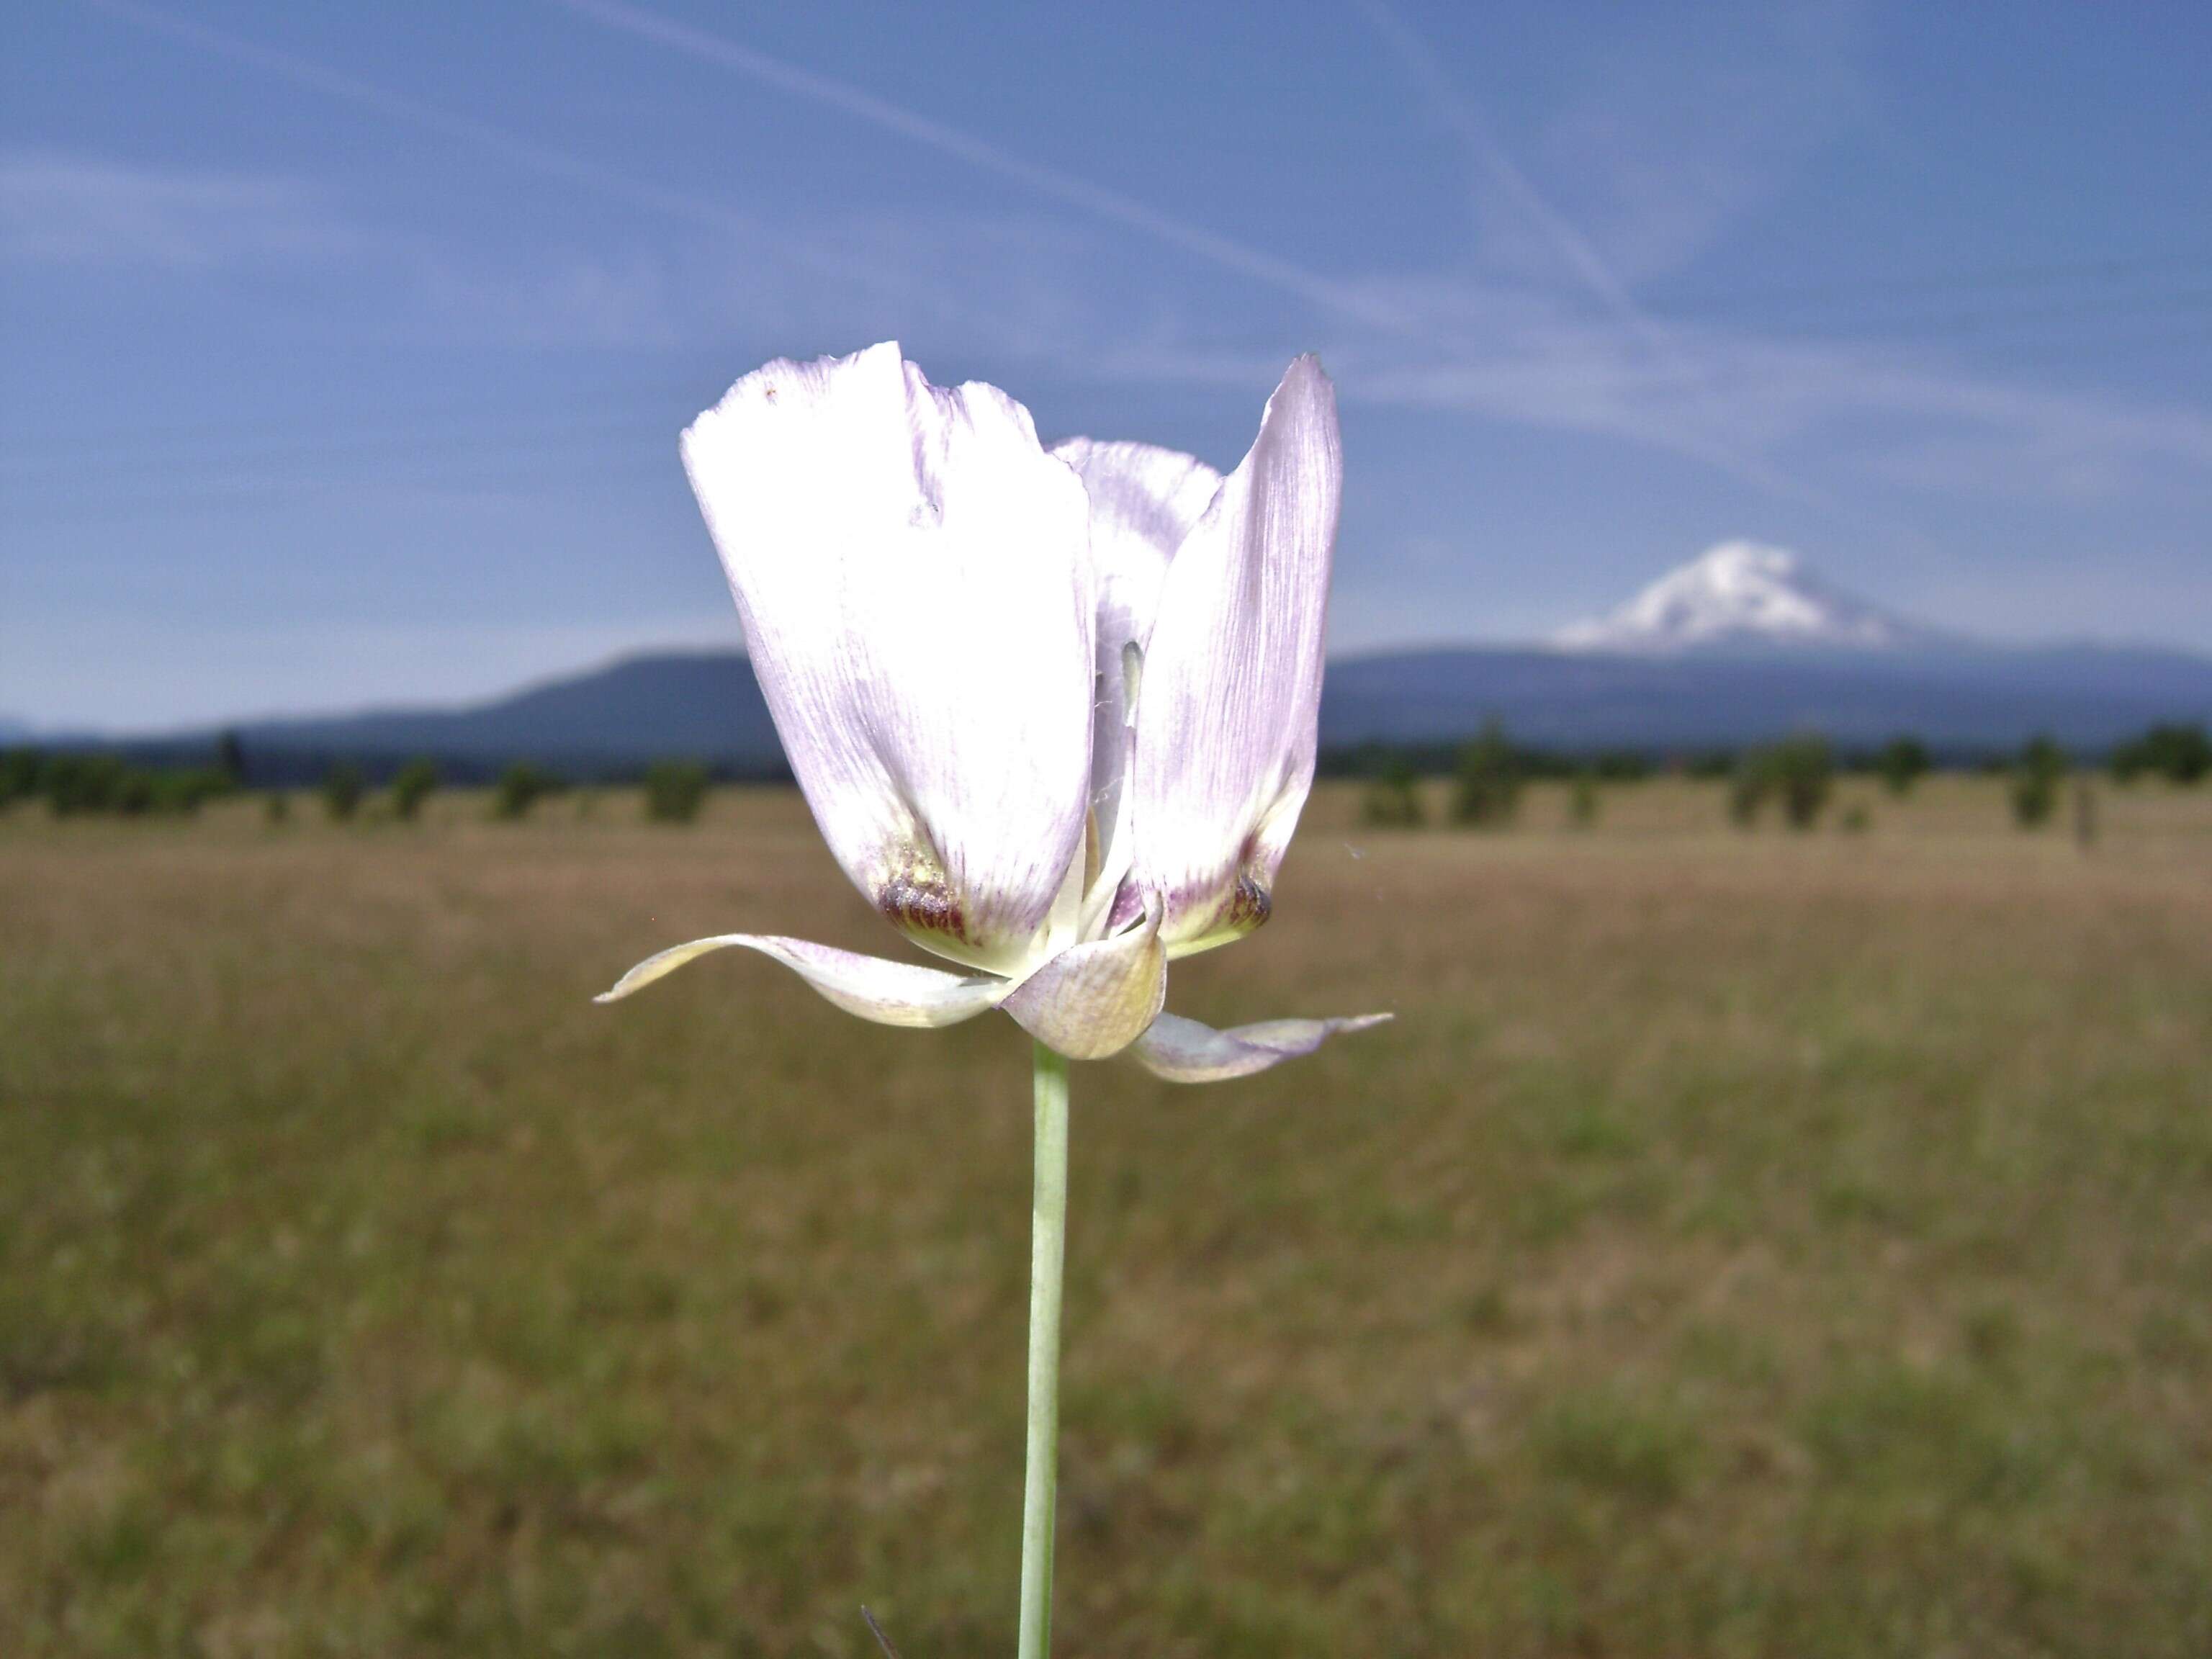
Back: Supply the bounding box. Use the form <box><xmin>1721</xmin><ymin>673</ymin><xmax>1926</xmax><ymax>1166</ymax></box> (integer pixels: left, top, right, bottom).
<box><xmin>1051</xmin><ymin>439</ymin><xmax>1223</xmax><ymax>884</ymax></box>
<box><xmin>1119</xmin><ymin>358</ymin><xmax>1343</xmax><ymax>957</ymax></box>
<box><xmin>998</xmin><ymin>894</ymin><xmax>1166</xmax><ymax>1061</ymax></box>
<box><xmin>1053</xmin><ymin>439</ymin><xmax>1223</xmax><ymax>583</ymax></box>
<box><xmin>683</xmin><ymin>343</ymin><xmax>1095</xmax><ymax>976</ymax></box>
<box><xmin>595</xmin><ymin>934</ymin><xmax>1005</xmax><ymax>1028</ymax></box>
<box><xmin>1128</xmin><ymin>1010</ymin><xmax>1392</xmax><ymax>1084</ymax></box>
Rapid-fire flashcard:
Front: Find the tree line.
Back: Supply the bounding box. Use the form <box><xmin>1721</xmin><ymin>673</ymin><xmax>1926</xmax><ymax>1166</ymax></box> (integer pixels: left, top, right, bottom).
<box><xmin>0</xmin><ymin>748</ymin><xmax>724</xmax><ymax>825</ymax></box>
<box><xmin>1346</xmin><ymin>720</ymin><xmax>2208</xmax><ymax>833</ymax></box>
<box><xmin>6</xmin><ymin>720</ymin><xmax>2204</xmax><ymax>830</ymax></box>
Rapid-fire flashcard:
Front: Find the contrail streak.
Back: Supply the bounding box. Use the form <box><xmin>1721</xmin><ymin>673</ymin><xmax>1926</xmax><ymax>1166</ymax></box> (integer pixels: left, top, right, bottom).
<box><xmin>1349</xmin><ymin>0</ymin><xmax>1883</xmax><ymax>518</ymax></box>
<box><xmin>1350</xmin><ymin>0</ymin><xmax>1655</xmax><ymax>335</ymax></box>
<box><xmin>79</xmin><ymin>0</ymin><xmax>1923</xmax><ymax>529</ymax></box>
<box><xmin>554</xmin><ymin>0</ymin><xmax>1872</xmax><ymax>514</ymax></box>
<box><xmin>1350</xmin><ymin>0</ymin><xmax>1717</xmax><ymax>383</ymax></box>
<box><xmin>547</xmin><ymin>0</ymin><xmax>1419</xmax><ymax>335</ymax></box>
<box><xmin>76</xmin><ymin>0</ymin><xmax>921</xmax><ymax>308</ymax></box>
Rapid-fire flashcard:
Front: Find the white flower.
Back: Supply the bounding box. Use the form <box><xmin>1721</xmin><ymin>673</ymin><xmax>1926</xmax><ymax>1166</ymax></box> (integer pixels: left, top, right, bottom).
<box><xmin>597</xmin><ymin>342</ymin><xmax>1388</xmax><ymax>1080</ymax></box>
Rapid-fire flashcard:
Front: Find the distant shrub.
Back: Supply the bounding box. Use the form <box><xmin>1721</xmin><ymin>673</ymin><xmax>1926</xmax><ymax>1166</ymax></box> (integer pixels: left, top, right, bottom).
<box><xmin>390</xmin><ymin>757</ymin><xmax>439</xmax><ymax>822</ymax></box>
<box><xmin>1768</xmin><ymin>734</ymin><xmax>1835</xmax><ymax>830</ymax></box>
<box><xmin>1725</xmin><ymin>735</ymin><xmax>1833</xmax><ymax>830</ymax></box>
<box><xmin>2011</xmin><ymin>736</ymin><xmax>2066</xmax><ymax>828</ymax></box>
<box><xmin>2</xmin><ymin>747</ymin><xmax>45</xmax><ymax>810</ymax></box>
<box><xmin>1839</xmin><ymin>803</ymin><xmax>1871</xmax><ymax>835</ymax></box>
<box><xmin>264</xmin><ymin>791</ymin><xmax>292</xmax><ymax>825</ymax></box>
<box><xmin>1452</xmin><ymin>721</ymin><xmax>1521</xmax><ymax>828</ymax></box>
<box><xmin>148</xmin><ymin>768</ymin><xmax>225</xmax><ymax>816</ymax></box>
<box><xmin>42</xmin><ymin>752</ymin><xmax>121</xmax><ymax>816</ymax></box>
<box><xmin>1591</xmin><ymin>751</ymin><xmax>1650</xmax><ymax>783</ymax></box>
<box><xmin>114</xmin><ymin>770</ymin><xmax>158</xmax><ymax>817</ymax></box>
<box><xmin>644</xmin><ymin>758</ymin><xmax>711</xmax><ymax>824</ymax></box>
<box><xmin>215</xmin><ymin>729</ymin><xmax>246</xmax><ymax>788</ymax></box>
<box><xmin>1727</xmin><ymin>760</ymin><xmax>1767</xmax><ymax>827</ymax></box>
<box><xmin>1686</xmin><ymin>750</ymin><xmax>1737</xmax><ymax>781</ymax></box>
<box><xmin>1359</xmin><ymin>757</ymin><xmax>1425</xmax><ymax>829</ymax></box>
<box><xmin>30</xmin><ymin>752</ymin><xmax>222</xmax><ymax>819</ymax></box>
<box><xmin>492</xmin><ymin>761</ymin><xmax>562</xmax><ymax>821</ymax></box>
<box><xmin>1878</xmin><ymin>734</ymin><xmax>1931</xmax><ymax>796</ymax></box>
<box><xmin>1569</xmin><ymin>772</ymin><xmax>1600</xmax><ymax>828</ymax></box>
<box><xmin>2110</xmin><ymin>722</ymin><xmax>2210</xmax><ymax>786</ymax></box>
<box><xmin>321</xmin><ymin>763</ymin><xmax>366</xmax><ymax>822</ymax></box>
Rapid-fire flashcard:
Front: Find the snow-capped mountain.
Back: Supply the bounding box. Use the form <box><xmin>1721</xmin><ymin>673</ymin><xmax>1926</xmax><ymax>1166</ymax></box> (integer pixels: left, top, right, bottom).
<box><xmin>1554</xmin><ymin>541</ymin><xmax>1933</xmax><ymax>655</ymax></box>
<box><xmin>50</xmin><ymin>541</ymin><xmax>2212</xmax><ymax>770</ymax></box>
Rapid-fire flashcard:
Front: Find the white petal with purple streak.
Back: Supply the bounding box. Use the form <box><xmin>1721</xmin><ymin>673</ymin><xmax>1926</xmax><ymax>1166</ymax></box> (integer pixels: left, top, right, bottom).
<box><xmin>1120</xmin><ymin>358</ymin><xmax>1342</xmax><ymax>957</ymax></box>
<box><xmin>683</xmin><ymin>342</ymin><xmax>1095</xmax><ymax>976</ymax></box>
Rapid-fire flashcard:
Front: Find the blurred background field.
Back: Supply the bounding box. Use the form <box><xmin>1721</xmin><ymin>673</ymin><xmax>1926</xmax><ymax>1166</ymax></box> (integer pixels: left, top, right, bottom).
<box><xmin>3</xmin><ymin>779</ymin><xmax>2208</xmax><ymax>1657</ymax></box>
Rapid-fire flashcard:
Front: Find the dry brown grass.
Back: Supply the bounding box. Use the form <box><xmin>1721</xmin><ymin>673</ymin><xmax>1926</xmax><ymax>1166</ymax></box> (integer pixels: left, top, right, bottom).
<box><xmin>3</xmin><ymin>779</ymin><xmax>2208</xmax><ymax>1655</ymax></box>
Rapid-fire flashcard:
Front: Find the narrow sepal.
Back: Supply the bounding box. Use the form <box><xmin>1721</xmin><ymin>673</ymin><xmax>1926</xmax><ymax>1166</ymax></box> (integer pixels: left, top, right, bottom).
<box><xmin>1128</xmin><ymin>1010</ymin><xmax>1392</xmax><ymax>1084</ymax></box>
<box><xmin>595</xmin><ymin>933</ymin><xmax>1005</xmax><ymax>1028</ymax></box>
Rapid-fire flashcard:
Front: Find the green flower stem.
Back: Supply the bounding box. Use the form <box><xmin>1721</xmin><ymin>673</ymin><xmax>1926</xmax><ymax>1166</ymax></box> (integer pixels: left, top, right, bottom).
<box><xmin>1017</xmin><ymin>1040</ymin><xmax>1071</xmax><ymax>1659</ymax></box>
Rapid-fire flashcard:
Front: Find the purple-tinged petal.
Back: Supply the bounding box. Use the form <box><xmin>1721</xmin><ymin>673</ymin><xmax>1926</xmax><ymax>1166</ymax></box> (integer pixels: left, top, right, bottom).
<box><xmin>1128</xmin><ymin>1010</ymin><xmax>1391</xmax><ymax>1084</ymax></box>
<box><xmin>683</xmin><ymin>343</ymin><xmax>1095</xmax><ymax>975</ymax></box>
<box><xmin>595</xmin><ymin>933</ymin><xmax>1004</xmax><ymax>1028</ymax></box>
<box><xmin>1051</xmin><ymin>439</ymin><xmax>1223</xmax><ymax>876</ymax></box>
<box><xmin>1120</xmin><ymin>358</ymin><xmax>1342</xmax><ymax>958</ymax></box>
<box><xmin>999</xmin><ymin>894</ymin><xmax>1166</xmax><ymax>1061</ymax></box>
<box><xmin>1053</xmin><ymin>439</ymin><xmax>1223</xmax><ymax>586</ymax></box>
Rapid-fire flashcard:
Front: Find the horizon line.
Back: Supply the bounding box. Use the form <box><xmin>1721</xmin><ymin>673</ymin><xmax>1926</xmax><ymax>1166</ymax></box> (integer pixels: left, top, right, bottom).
<box><xmin>15</xmin><ymin>627</ymin><xmax>2212</xmax><ymax>744</ymax></box>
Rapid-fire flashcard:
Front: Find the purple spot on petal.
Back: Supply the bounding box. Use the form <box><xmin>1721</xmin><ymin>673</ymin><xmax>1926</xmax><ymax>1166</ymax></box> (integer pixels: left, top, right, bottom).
<box><xmin>1220</xmin><ymin>871</ymin><xmax>1272</xmax><ymax>935</ymax></box>
<box><xmin>878</xmin><ymin>866</ymin><xmax>973</xmax><ymax>946</ymax></box>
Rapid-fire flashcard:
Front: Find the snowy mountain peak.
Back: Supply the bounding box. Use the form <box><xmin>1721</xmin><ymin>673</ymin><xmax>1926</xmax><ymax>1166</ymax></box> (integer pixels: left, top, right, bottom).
<box><xmin>1553</xmin><ymin>541</ymin><xmax>1925</xmax><ymax>655</ymax></box>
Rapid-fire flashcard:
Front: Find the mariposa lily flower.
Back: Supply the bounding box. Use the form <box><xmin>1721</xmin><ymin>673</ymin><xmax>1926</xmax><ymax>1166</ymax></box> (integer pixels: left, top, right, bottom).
<box><xmin>597</xmin><ymin>341</ymin><xmax>1388</xmax><ymax>1080</ymax></box>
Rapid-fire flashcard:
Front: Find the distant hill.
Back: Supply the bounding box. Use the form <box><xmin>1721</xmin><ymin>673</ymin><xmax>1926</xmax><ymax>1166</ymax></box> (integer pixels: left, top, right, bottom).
<box><xmin>61</xmin><ymin>544</ymin><xmax>2212</xmax><ymax>777</ymax></box>
<box><xmin>81</xmin><ymin>637</ymin><xmax>2212</xmax><ymax>783</ymax></box>
<box><xmin>99</xmin><ymin>653</ymin><xmax>784</xmax><ymax>784</ymax></box>
<box><xmin>1321</xmin><ymin>642</ymin><xmax>2212</xmax><ymax>754</ymax></box>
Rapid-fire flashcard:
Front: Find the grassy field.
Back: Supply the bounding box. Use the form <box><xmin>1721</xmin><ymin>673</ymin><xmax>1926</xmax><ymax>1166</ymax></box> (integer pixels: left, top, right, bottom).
<box><xmin>3</xmin><ymin>778</ymin><xmax>2209</xmax><ymax>1657</ymax></box>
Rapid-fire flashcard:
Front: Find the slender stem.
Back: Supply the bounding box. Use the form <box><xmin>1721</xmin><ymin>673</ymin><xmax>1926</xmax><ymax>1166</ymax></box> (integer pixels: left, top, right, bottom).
<box><xmin>1017</xmin><ymin>1040</ymin><xmax>1071</xmax><ymax>1659</ymax></box>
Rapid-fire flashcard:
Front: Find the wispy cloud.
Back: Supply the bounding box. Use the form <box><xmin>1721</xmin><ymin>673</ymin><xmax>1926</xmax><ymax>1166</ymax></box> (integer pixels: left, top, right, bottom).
<box><xmin>1340</xmin><ymin>300</ymin><xmax>2212</xmax><ymax>477</ymax></box>
<box><xmin>0</xmin><ymin>138</ymin><xmax>688</xmax><ymax>354</ymax></box>
<box><xmin>546</xmin><ymin>0</ymin><xmax>1418</xmax><ymax>335</ymax></box>
<box><xmin>76</xmin><ymin>0</ymin><xmax>944</xmax><ymax>318</ymax></box>
<box><xmin>67</xmin><ymin>0</ymin><xmax>2212</xmax><ymax>514</ymax></box>
<box><xmin>1347</xmin><ymin>0</ymin><xmax>1840</xmax><ymax>512</ymax></box>
<box><xmin>548</xmin><ymin>0</ymin><xmax>1835</xmax><ymax>510</ymax></box>
<box><xmin>550</xmin><ymin>0</ymin><xmax>2211</xmax><ymax>511</ymax></box>
<box><xmin>1509</xmin><ymin>3</ymin><xmax>1872</xmax><ymax>287</ymax></box>
<box><xmin>1349</xmin><ymin>0</ymin><xmax>1653</xmax><ymax>336</ymax></box>
<box><xmin>0</xmin><ymin>149</ymin><xmax>345</xmax><ymax>269</ymax></box>
<box><xmin>405</xmin><ymin>247</ymin><xmax>683</xmax><ymax>351</ymax></box>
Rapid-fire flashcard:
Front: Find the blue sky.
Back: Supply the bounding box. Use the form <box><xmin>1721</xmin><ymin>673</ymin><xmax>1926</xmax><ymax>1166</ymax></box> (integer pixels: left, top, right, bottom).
<box><xmin>4</xmin><ymin>0</ymin><xmax>2209</xmax><ymax>731</ymax></box>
